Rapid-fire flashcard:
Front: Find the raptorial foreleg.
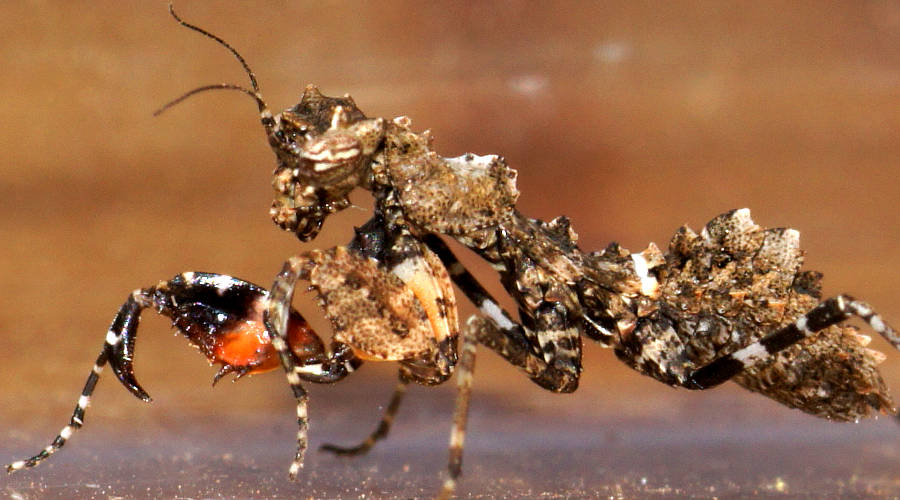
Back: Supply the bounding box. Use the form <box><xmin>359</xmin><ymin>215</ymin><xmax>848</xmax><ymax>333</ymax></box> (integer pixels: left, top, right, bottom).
<box><xmin>7</xmin><ymin>272</ymin><xmax>335</xmax><ymax>473</ymax></box>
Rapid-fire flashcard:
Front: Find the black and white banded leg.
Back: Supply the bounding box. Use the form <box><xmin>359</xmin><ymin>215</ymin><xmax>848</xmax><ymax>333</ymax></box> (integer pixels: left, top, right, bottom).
<box><xmin>690</xmin><ymin>294</ymin><xmax>899</xmax><ymax>389</ymax></box>
<box><xmin>264</xmin><ymin>255</ymin><xmax>369</xmax><ymax>477</ymax></box>
<box><xmin>6</xmin><ymin>273</ymin><xmax>264</xmax><ymax>472</ymax></box>
<box><xmin>6</xmin><ymin>285</ymin><xmax>161</xmax><ymax>472</ymax></box>
<box><xmin>319</xmin><ymin>375</ymin><xmax>409</xmax><ymax>456</ymax></box>
<box><xmin>8</xmin><ymin>272</ymin><xmax>322</xmax><ymax>473</ymax></box>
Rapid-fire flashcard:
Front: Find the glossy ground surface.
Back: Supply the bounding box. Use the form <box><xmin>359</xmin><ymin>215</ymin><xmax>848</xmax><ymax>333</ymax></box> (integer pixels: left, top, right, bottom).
<box><xmin>4</xmin><ymin>381</ymin><xmax>900</xmax><ymax>499</ymax></box>
<box><xmin>2</xmin><ymin>2</ymin><xmax>899</xmax><ymax>498</ymax></box>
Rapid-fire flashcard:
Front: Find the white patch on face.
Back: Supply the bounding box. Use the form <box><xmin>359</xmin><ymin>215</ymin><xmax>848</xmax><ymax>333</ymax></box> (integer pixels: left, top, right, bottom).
<box><xmin>311</xmin><ymin>152</ymin><xmax>359</xmax><ymax>172</ymax></box>
<box><xmin>302</xmin><ymin>136</ymin><xmax>360</xmax><ymax>166</ymax></box>
<box><xmin>479</xmin><ymin>300</ymin><xmax>516</xmax><ymax>331</ymax></box>
<box><xmin>181</xmin><ymin>272</ymin><xmax>195</xmax><ymax>282</ymax></box>
<box><xmin>330</xmin><ymin>105</ymin><xmax>345</xmax><ymax>129</ymax></box>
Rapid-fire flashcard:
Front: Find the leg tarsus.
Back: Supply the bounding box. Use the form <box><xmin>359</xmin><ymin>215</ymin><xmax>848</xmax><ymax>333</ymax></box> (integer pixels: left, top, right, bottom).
<box><xmin>319</xmin><ymin>376</ymin><xmax>409</xmax><ymax>456</ymax></box>
<box><xmin>287</xmin><ymin>384</ymin><xmax>310</xmax><ymax>480</ymax></box>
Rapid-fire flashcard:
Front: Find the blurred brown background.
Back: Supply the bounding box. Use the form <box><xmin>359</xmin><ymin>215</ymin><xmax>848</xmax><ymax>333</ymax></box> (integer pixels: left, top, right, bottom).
<box><xmin>2</xmin><ymin>1</ymin><xmax>898</xmax><ymax>498</ymax></box>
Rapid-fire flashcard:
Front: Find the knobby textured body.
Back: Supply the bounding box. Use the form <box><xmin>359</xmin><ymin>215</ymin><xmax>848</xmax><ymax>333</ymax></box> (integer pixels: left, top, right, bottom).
<box><xmin>7</xmin><ymin>5</ymin><xmax>899</xmax><ymax>498</ymax></box>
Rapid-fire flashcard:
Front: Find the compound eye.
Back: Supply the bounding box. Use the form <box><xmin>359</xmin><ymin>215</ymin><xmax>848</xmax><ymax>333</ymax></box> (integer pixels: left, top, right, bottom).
<box><xmin>278</xmin><ymin>112</ymin><xmax>311</xmax><ymax>141</ymax></box>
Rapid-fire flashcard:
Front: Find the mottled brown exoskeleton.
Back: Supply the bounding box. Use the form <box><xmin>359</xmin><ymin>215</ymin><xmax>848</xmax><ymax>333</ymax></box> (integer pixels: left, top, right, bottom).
<box><xmin>8</xmin><ymin>5</ymin><xmax>899</xmax><ymax>499</ymax></box>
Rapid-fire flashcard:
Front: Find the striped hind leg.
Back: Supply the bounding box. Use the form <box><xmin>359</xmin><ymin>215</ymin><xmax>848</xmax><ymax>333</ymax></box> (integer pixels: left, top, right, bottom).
<box><xmin>689</xmin><ymin>294</ymin><xmax>899</xmax><ymax>389</ymax></box>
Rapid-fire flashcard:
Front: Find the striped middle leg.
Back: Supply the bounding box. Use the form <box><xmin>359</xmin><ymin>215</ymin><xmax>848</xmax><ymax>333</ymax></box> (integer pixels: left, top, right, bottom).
<box><xmin>436</xmin><ymin>315</ymin><xmax>480</xmax><ymax>500</ymax></box>
<box><xmin>424</xmin><ymin>234</ymin><xmax>579</xmax><ymax>392</ymax></box>
<box><xmin>319</xmin><ymin>376</ymin><xmax>409</xmax><ymax>456</ymax></box>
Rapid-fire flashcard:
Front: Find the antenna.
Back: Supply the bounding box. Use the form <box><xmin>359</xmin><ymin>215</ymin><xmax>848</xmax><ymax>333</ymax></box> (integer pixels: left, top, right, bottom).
<box><xmin>153</xmin><ymin>3</ymin><xmax>274</xmax><ymax>126</ymax></box>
